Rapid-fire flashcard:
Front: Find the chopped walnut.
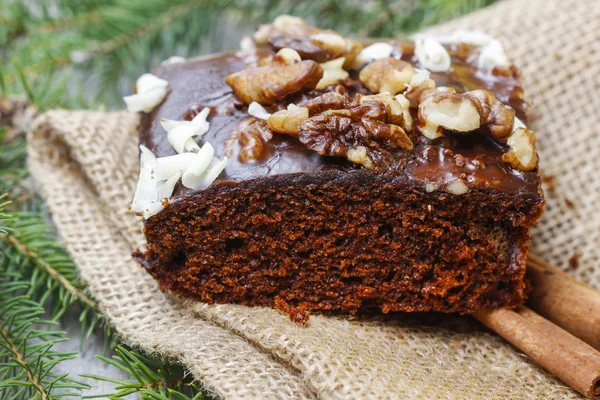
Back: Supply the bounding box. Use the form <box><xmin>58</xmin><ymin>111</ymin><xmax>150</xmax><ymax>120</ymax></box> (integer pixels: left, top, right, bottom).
<box><xmin>297</xmin><ymin>95</ymin><xmax>413</xmax><ymax>170</ymax></box>
<box><xmin>464</xmin><ymin>90</ymin><xmax>515</xmax><ymax>142</ymax></box>
<box><xmin>403</xmin><ymin>69</ymin><xmax>436</xmax><ymax>108</ymax></box>
<box><xmin>310</xmin><ymin>32</ymin><xmax>347</xmax><ymax>60</ymax></box>
<box><xmin>446</xmin><ymin>179</ymin><xmax>469</xmax><ymax>195</ymax></box>
<box><xmin>359</xmin><ymin>58</ymin><xmax>416</xmax><ymax>95</ymax></box>
<box><xmin>342</xmin><ymin>38</ymin><xmax>364</xmax><ymax>69</ymax></box>
<box><xmin>418</xmin><ymin>90</ymin><xmax>481</xmax><ymax>139</ymax></box>
<box><xmin>267</xmin><ymin>104</ymin><xmax>309</xmax><ymax>136</ymax></box>
<box><xmin>230</xmin><ymin>117</ymin><xmax>274</xmax><ymax>163</ymax></box>
<box><xmin>361</xmin><ymin>93</ymin><xmax>413</xmax><ymax>132</ymax></box>
<box><xmin>226</xmin><ymin>49</ymin><xmax>323</xmax><ymax>105</ymax></box>
<box><xmin>315</xmin><ymin>57</ymin><xmax>350</xmax><ymax>90</ymax></box>
<box><xmin>304</xmin><ymin>92</ymin><xmax>354</xmax><ymax>114</ymax></box>
<box><xmin>502</xmin><ymin>127</ymin><xmax>538</xmax><ymax>171</ymax></box>
<box><xmin>263</xmin><ymin>16</ymin><xmax>351</xmax><ymax>63</ymax></box>
<box><xmin>417</xmin><ymin>88</ymin><xmax>516</xmax><ymax>141</ymax></box>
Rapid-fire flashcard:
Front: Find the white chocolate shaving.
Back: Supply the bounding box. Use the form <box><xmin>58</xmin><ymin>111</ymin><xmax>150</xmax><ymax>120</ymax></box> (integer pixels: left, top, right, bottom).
<box><xmin>353</xmin><ymin>42</ymin><xmax>395</xmax><ymax>68</ymax></box>
<box><xmin>130</xmin><ymin>143</ymin><xmax>227</xmax><ymax>219</ymax></box>
<box><xmin>157</xmin><ymin>171</ymin><xmax>182</xmax><ymax>200</ymax></box>
<box><xmin>478</xmin><ymin>39</ymin><xmax>509</xmax><ymax>70</ymax></box>
<box><xmin>130</xmin><ymin>145</ymin><xmax>164</xmax><ymax>219</ymax></box>
<box><xmin>240</xmin><ymin>36</ymin><xmax>256</xmax><ymax>52</ymax></box>
<box><xmin>123</xmin><ymin>73</ymin><xmax>169</xmax><ymax>113</ymax></box>
<box><xmin>248</xmin><ymin>102</ymin><xmax>272</xmax><ymax>120</ymax></box>
<box><xmin>136</xmin><ymin>73</ymin><xmax>168</xmax><ymax>94</ymax></box>
<box><xmin>160</xmin><ymin>56</ymin><xmax>186</xmax><ymax>66</ymax></box>
<box><xmin>182</xmin><ymin>143</ymin><xmax>228</xmax><ymax>190</ymax></box>
<box><xmin>434</xmin><ymin>30</ymin><xmax>494</xmax><ymax>47</ymax></box>
<box><xmin>414</xmin><ymin>37</ymin><xmax>451</xmax><ymax>72</ymax></box>
<box><xmin>160</xmin><ymin>107</ymin><xmax>210</xmax><ymax>153</ymax></box>
<box><xmin>154</xmin><ymin>153</ymin><xmax>196</xmax><ymax>181</ymax></box>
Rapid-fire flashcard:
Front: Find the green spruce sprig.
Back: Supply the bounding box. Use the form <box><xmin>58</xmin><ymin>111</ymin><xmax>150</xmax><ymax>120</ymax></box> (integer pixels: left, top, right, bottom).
<box><xmin>0</xmin><ymin>198</ymin><xmax>90</xmax><ymax>399</ymax></box>
<box><xmin>81</xmin><ymin>346</ymin><xmax>211</xmax><ymax>400</ymax></box>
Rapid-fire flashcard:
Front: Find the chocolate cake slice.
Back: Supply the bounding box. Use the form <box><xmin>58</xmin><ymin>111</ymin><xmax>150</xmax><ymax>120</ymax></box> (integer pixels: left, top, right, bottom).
<box><xmin>131</xmin><ymin>17</ymin><xmax>544</xmax><ymax>318</ymax></box>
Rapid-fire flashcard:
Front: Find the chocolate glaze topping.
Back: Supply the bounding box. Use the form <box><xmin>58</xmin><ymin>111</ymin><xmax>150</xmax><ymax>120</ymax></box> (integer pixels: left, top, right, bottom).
<box><xmin>140</xmin><ymin>44</ymin><xmax>541</xmax><ymax>200</ymax></box>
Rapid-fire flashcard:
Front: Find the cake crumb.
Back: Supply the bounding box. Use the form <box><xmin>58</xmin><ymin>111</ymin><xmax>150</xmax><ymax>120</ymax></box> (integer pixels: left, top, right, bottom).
<box><xmin>568</xmin><ymin>253</ymin><xmax>579</xmax><ymax>270</ymax></box>
<box><xmin>541</xmin><ymin>174</ymin><xmax>557</xmax><ymax>196</ymax></box>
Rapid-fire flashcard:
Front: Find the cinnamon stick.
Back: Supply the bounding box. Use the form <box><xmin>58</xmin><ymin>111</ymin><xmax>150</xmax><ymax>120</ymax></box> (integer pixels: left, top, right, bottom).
<box><xmin>526</xmin><ymin>253</ymin><xmax>600</xmax><ymax>350</ymax></box>
<box><xmin>474</xmin><ymin>306</ymin><xmax>600</xmax><ymax>399</ymax></box>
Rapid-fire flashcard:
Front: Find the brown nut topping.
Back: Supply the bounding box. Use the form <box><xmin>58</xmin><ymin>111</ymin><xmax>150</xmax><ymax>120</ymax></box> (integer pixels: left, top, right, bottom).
<box><xmin>298</xmin><ymin>96</ymin><xmax>413</xmax><ymax>170</ymax></box>
<box><xmin>360</xmin><ymin>93</ymin><xmax>413</xmax><ymax>132</ymax></box>
<box><xmin>502</xmin><ymin>127</ymin><xmax>538</xmax><ymax>171</ymax></box>
<box><xmin>226</xmin><ymin>53</ymin><xmax>323</xmax><ymax>105</ymax></box>
<box><xmin>404</xmin><ymin>69</ymin><xmax>436</xmax><ymax>108</ymax></box>
<box><xmin>225</xmin><ymin>117</ymin><xmax>273</xmax><ymax>163</ymax></box>
<box><xmin>342</xmin><ymin>38</ymin><xmax>364</xmax><ymax>69</ymax></box>
<box><xmin>261</xmin><ymin>16</ymin><xmax>357</xmax><ymax>64</ymax></box>
<box><xmin>418</xmin><ymin>89</ymin><xmax>481</xmax><ymax>139</ymax></box>
<box><xmin>304</xmin><ymin>92</ymin><xmax>352</xmax><ymax>114</ymax></box>
<box><xmin>359</xmin><ymin>58</ymin><xmax>416</xmax><ymax>95</ymax></box>
<box><xmin>315</xmin><ymin>57</ymin><xmax>350</xmax><ymax>90</ymax></box>
<box><xmin>464</xmin><ymin>89</ymin><xmax>515</xmax><ymax>142</ymax></box>
<box><xmin>267</xmin><ymin>104</ymin><xmax>309</xmax><ymax>137</ymax></box>
<box><xmin>417</xmin><ymin>88</ymin><xmax>517</xmax><ymax>142</ymax></box>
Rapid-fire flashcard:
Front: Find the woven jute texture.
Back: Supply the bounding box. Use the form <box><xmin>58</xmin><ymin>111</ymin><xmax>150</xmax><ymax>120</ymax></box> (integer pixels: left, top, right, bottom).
<box><xmin>26</xmin><ymin>0</ymin><xmax>599</xmax><ymax>398</ymax></box>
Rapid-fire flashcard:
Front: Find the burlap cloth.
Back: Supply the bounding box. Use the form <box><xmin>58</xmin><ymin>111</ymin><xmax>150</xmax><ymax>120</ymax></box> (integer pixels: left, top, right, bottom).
<box><xmin>26</xmin><ymin>0</ymin><xmax>600</xmax><ymax>398</ymax></box>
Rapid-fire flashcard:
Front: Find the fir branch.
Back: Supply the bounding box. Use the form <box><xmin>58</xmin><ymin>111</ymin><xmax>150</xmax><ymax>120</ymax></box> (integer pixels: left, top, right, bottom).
<box><xmin>0</xmin><ymin>227</ymin><xmax>96</xmax><ymax>310</ymax></box>
<box><xmin>82</xmin><ymin>346</ymin><xmax>211</xmax><ymax>400</ymax></box>
<box><xmin>0</xmin><ymin>199</ymin><xmax>90</xmax><ymax>399</ymax></box>
<box><xmin>0</xmin><ymin>277</ymin><xmax>90</xmax><ymax>399</ymax></box>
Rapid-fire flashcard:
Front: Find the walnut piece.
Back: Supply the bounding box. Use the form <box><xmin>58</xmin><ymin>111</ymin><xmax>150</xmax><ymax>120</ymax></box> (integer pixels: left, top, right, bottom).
<box><xmin>226</xmin><ymin>49</ymin><xmax>323</xmax><ymax>105</ymax></box>
<box><xmin>267</xmin><ymin>104</ymin><xmax>309</xmax><ymax>136</ymax></box>
<box><xmin>359</xmin><ymin>58</ymin><xmax>416</xmax><ymax>95</ymax></box>
<box><xmin>232</xmin><ymin>117</ymin><xmax>274</xmax><ymax>163</ymax></box>
<box><xmin>297</xmin><ymin>94</ymin><xmax>413</xmax><ymax>170</ymax></box>
<box><xmin>403</xmin><ymin>69</ymin><xmax>436</xmax><ymax>108</ymax></box>
<box><xmin>502</xmin><ymin>127</ymin><xmax>538</xmax><ymax>171</ymax></box>
<box><xmin>360</xmin><ymin>93</ymin><xmax>412</xmax><ymax>132</ymax></box>
<box><xmin>418</xmin><ymin>90</ymin><xmax>481</xmax><ymax>139</ymax></box>
<box><xmin>464</xmin><ymin>89</ymin><xmax>515</xmax><ymax>142</ymax></box>
<box><xmin>417</xmin><ymin>88</ymin><xmax>515</xmax><ymax>141</ymax></box>
<box><xmin>305</xmin><ymin>92</ymin><xmax>354</xmax><ymax>114</ymax></box>
<box><xmin>315</xmin><ymin>57</ymin><xmax>350</xmax><ymax>90</ymax></box>
<box><xmin>264</xmin><ymin>16</ymin><xmax>352</xmax><ymax>63</ymax></box>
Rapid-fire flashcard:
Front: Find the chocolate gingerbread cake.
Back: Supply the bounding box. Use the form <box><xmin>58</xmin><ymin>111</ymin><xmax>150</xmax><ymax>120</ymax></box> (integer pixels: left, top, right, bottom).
<box><xmin>129</xmin><ymin>16</ymin><xmax>544</xmax><ymax>318</ymax></box>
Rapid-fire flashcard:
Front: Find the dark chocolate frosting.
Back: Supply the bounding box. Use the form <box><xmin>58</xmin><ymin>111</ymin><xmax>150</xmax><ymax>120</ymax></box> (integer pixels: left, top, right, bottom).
<box><xmin>140</xmin><ymin>44</ymin><xmax>541</xmax><ymax>200</ymax></box>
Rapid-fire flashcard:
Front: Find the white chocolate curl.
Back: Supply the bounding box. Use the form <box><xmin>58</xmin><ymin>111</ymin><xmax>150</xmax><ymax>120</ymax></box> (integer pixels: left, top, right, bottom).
<box><xmin>160</xmin><ymin>107</ymin><xmax>211</xmax><ymax>153</ymax></box>
<box><xmin>248</xmin><ymin>102</ymin><xmax>272</xmax><ymax>120</ymax></box>
<box><xmin>160</xmin><ymin>56</ymin><xmax>186</xmax><ymax>66</ymax></box>
<box><xmin>353</xmin><ymin>42</ymin><xmax>395</xmax><ymax>68</ymax></box>
<box><xmin>478</xmin><ymin>40</ymin><xmax>509</xmax><ymax>70</ymax></box>
<box><xmin>433</xmin><ymin>30</ymin><xmax>494</xmax><ymax>47</ymax></box>
<box><xmin>182</xmin><ymin>143</ymin><xmax>228</xmax><ymax>190</ymax></box>
<box><xmin>123</xmin><ymin>73</ymin><xmax>168</xmax><ymax>113</ymax></box>
<box><xmin>130</xmin><ymin>144</ymin><xmax>227</xmax><ymax>219</ymax></box>
<box><xmin>414</xmin><ymin>37</ymin><xmax>451</xmax><ymax>72</ymax></box>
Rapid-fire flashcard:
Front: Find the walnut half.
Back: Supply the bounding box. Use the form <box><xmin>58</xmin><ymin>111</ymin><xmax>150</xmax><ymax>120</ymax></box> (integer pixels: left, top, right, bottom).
<box><xmin>297</xmin><ymin>93</ymin><xmax>413</xmax><ymax>170</ymax></box>
<box><xmin>359</xmin><ymin>58</ymin><xmax>416</xmax><ymax>95</ymax></box>
<box><xmin>267</xmin><ymin>104</ymin><xmax>309</xmax><ymax>137</ymax></box>
<box><xmin>225</xmin><ymin>48</ymin><xmax>323</xmax><ymax>105</ymax></box>
<box><xmin>417</xmin><ymin>88</ymin><xmax>515</xmax><ymax>141</ymax></box>
<box><xmin>418</xmin><ymin>90</ymin><xmax>481</xmax><ymax>139</ymax></box>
